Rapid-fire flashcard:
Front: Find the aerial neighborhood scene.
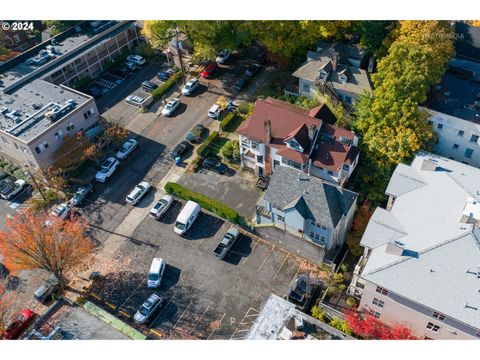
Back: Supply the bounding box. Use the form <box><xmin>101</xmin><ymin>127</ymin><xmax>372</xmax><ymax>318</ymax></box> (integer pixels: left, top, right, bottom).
<box><xmin>2</xmin><ymin>15</ymin><xmax>480</xmax><ymax>346</ymax></box>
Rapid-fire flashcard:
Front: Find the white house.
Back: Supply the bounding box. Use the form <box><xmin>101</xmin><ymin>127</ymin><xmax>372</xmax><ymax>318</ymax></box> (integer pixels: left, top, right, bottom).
<box><xmin>349</xmin><ymin>152</ymin><xmax>480</xmax><ymax>339</ymax></box>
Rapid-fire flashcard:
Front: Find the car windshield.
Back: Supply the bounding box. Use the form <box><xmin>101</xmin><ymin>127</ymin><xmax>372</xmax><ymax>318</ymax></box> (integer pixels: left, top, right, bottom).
<box><xmin>175</xmin><ymin>221</ymin><xmax>186</xmax><ymax>230</ymax></box>
<box><xmin>154</xmin><ymin>200</ymin><xmax>166</xmax><ymax>210</ymax></box>
<box><xmin>102</xmin><ymin>160</ymin><xmax>113</xmax><ymax>168</ymax></box>
<box><xmin>100</xmin><ymin>168</ymin><xmax>109</xmax><ymax>174</ymax></box>
<box><xmin>120</xmin><ymin>144</ymin><xmax>129</xmax><ymax>153</ymax></box>
<box><xmin>148</xmin><ymin>273</ymin><xmax>159</xmax><ymax>281</ymax></box>
<box><xmin>53</xmin><ymin>207</ymin><xmax>65</xmax><ymax>216</ymax></box>
<box><xmin>166</xmin><ymin>103</ymin><xmax>174</xmax><ymax>110</ymax></box>
<box><xmin>184</xmin><ymin>84</ymin><xmax>191</xmax><ymax>90</ymax></box>
<box><xmin>138</xmin><ymin>305</ymin><xmax>150</xmax><ymax>316</ymax></box>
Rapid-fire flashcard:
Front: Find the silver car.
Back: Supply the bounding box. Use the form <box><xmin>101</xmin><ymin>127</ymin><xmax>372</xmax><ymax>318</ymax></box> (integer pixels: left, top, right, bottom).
<box><xmin>161</xmin><ymin>98</ymin><xmax>181</xmax><ymax>117</ymax></box>
<box><xmin>133</xmin><ymin>293</ymin><xmax>165</xmax><ymax>324</ymax></box>
<box><xmin>116</xmin><ymin>139</ymin><xmax>138</xmax><ymax>160</ymax></box>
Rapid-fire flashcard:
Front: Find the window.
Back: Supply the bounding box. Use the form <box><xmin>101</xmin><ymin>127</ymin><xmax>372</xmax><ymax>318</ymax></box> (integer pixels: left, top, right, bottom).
<box><xmin>310</xmin><ymin>220</ymin><xmax>316</xmax><ymax>226</ymax></box>
<box><xmin>272</xmin><ymin>204</ymin><xmax>282</xmax><ymax>211</ymax></box>
<box><xmin>13</xmin><ymin>143</ymin><xmax>19</xmax><ymax>150</ymax></box>
<box><xmin>1</xmin><ymin>136</ymin><xmax>9</xmax><ymax>144</ymax></box>
<box><xmin>277</xmin><ymin>214</ymin><xmax>284</xmax><ymax>221</ymax></box>
<box><xmin>465</xmin><ymin>148</ymin><xmax>474</xmax><ymax>158</ymax></box>
<box><xmin>320</xmin><ymin>236</ymin><xmax>325</xmax><ymax>241</ymax></box>
<box><xmin>453</xmin><ymin>144</ymin><xmax>459</xmax><ymax>150</ymax></box>
<box><xmin>273</xmin><ymin>160</ymin><xmax>280</xmax><ymax>168</ymax></box>
<box><xmin>372</xmin><ymin>297</ymin><xmax>385</xmax><ymax>308</ymax></box>
<box><xmin>256</xmin><ymin>155</ymin><xmax>264</xmax><ymax>164</ymax></box>
<box><xmin>251</xmin><ymin>141</ymin><xmax>259</xmax><ymax>150</ymax></box>
<box><xmin>432</xmin><ymin>312</ymin><xmax>446</xmax><ymax>321</ymax></box>
<box><xmin>342</xmin><ymin>164</ymin><xmax>350</xmax><ymax>171</ymax></box>
<box><xmin>437</xmin><ymin>124</ymin><xmax>443</xmax><ymax>130</ymax></box>
<box><xmin>309</xmin><ymin>231</ymin><xmax>315</xmax><ymax>238</ymax></box>
<box><xmin>426</xmin><ymin>322</ymin><xmax>440</xmax><ymax>333</ymax></box>
<box><xmin>428</xmin><ymin>120</ymin><xmax>433</xmax><ymax>125</ymax></box>
<box><xmin>314</xmin><ymin>234</ymin><xmax>320</xmax><ymax>240</ymax></box>
<box><xmin>66</xmin><ymin>123</ymin><xmax>75</xmax><ymax>131</ymax></box>
<box><xmin>471</xmin><ymin>135</ymin><xmax>479</xmax><ymax>143</ymax></box>
<box><xmin>281</xmin><ymin>157</ymin><xmax>302</xmax><ymax>170</ymax></box>
<box><xmin>54</xmin><ymin>130</ymin><xmax>64</xmax><ymax>141</ymax></box>
<box><xmin>302</xmin><ymin>82</ymin><xmax>310</xmax><ymax>93</ymax></box>
<box><xmin>375</xmin><ymin>286</ymin><xmax>388</xmax><ymax>296</ymax></box>
<box><xmin>34</xmin><ymin>141</ymin><xmax>49</xmax><ymax>154</ymax></box>
<box><xmin>458</xmin><ymin>130</ymin><xmax>464</xmax><ymax>137</ymax></box>
<box><xmin>327</xmin><ymin>170</ymin><xmax>334</xmax><ymax>175</ymax></box>
<box><xmin>369</xmin><ymin>310</ymin><xmax>380</xmax><ymax>319</ymax></box>
<box><xmin>321</xmin><ymin>225</ymin><xmax>326</xmax><ymax>230</ymax></box>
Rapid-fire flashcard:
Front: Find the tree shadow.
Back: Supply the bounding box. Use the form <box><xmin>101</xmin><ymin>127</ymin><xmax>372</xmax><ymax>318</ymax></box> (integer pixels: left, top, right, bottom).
<box><xmin>184</xmin><ymin>213</ymin><xmax>224</xmax><ymax>241</ymax></box>
<box><xmin>224</xmin><ymin>233</ymin><xmax>253</xmax><ymax>266</ymax></box>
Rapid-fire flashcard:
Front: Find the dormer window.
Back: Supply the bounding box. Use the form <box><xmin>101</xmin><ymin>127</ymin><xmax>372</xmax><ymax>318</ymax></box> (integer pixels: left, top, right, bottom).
<box><xmin>339</xmin><ymin>74</ymin><xmax>348</xmax><ymax>84</ymax></box>
<box><xmin>285</xmin><ymin>138</ymin><xmax>304</xmax><ymax>153</ymax></box>
<box><xmin>319</xmin><ymin>70</ymin><xmax>328</xmax><ymax>80</ymax></box>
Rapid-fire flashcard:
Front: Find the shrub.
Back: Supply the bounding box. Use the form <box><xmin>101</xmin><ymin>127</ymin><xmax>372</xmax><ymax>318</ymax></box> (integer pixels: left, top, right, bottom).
<box><xmin>196</xmin><ymin>131</ymin><xmax>219</xmax><ymax>158</ymax></box>
<box><xmin>151</xmin><ymin>71</ymin><xmax>183</xmax><ymax>100</ymax></box>
<box><xmin>238</xmin><ymin>102</ymin><xmax>254</xmax><ymax>115</ymax></box>
<box><xmin>311</xmin><ymin>306</ymin><xmax>326</xmax><ymax>322</ymax></box>
<box><xmin>346</xmin><ymin>297</ymin><xmax>357</xmax><ymax>309</ymax></box>
<box><xmin>164</xmin><ymin>182</ymin><xmax>240</xmax><ymax>223</ymax></box>
<box><xmin>72</xmin><ymin>76</ymin><xmax>92</xmax><ymax>90</ymax></box>
<box><xmin>191</xmin><ymin>156</ymin><xmax>204</xmax><ymax>173</ymax></box>
<box><xmin>220</xmin><ymin>140</ymin><xmax>240</xmax><ymax>162</ymax></box>
<box><xmin>29</xmin><ymin>188</ymin><xmax>61</xmax><ymax>212</ymax></box>
<box><xmin>329</xmin><ymin>317</ymin><xmax>353</xmax><ymax>335</ymax></box>
<box><xmin>219</xmin><ymin>112</ymin><xmax>236</xmax><ymax>132</ymax></box>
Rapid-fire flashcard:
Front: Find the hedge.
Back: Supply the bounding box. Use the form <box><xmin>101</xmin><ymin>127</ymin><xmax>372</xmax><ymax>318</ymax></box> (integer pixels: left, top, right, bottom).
<box><xmin>151</xmin><ymin>71</ymin><xmax>183</xmax><ymax>100</ymax></box>
<box><xmin>164</xmin><ymin>182</ymin><xmax>240</xmax><ymax>223</ymax></box>
<box><xmin>191</xmin><ymin>156</ymin><xmax>204</xmax><ymax>172</ymax></box>
<box><xmin>196</xmin><ymin>131</ymin><xmax>219</xmax><ymax>157</ymax></box>
<box><xmin>219</xmin><ymin>112</ymin><xmax>236</xmax><ymax>132</ymax></box>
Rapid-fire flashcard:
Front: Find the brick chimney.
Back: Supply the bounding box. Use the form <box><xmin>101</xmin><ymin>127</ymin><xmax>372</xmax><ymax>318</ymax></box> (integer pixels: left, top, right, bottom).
<box><xmin>264</xmin><ymin>119</ymin><xmax>272</xmax><ymax>145</ymax></box>
<box><xmin>331</xmin><ymin>50</ymin><xmax>338</xmax><ymax>72</ymax></box>
<box><xmin>308</xmin><ymin>124</ymin><xmax>317</xmax><ymax>143</ymax></box>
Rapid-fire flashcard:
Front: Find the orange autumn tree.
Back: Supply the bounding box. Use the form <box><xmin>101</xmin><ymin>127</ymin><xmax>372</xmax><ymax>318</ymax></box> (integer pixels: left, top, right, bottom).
<box><xmin>0</xmin><ymin>210</ymin><xmax>94</xmax><ymax>281</ymax></box>
<box><xmin>0</xmin><ymin>285</ymin><xmax>14</xmax><ymax>338</ymax></box>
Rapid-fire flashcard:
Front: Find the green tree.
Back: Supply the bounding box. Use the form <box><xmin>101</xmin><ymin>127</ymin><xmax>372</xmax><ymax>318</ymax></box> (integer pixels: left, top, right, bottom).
<box><xmin>356</xmin><ymin>21</ymin><xmax>397</xmax><ymax>58</ymax></box>
<box><xmin>42</xmin><ymin>21</ymin><xmax>80</xmax><ymax>35</ymax></box>
<box><xmin>353</xmin><ymin>21</ymin><xmax>454</xmax><ymax>201</ymax></box>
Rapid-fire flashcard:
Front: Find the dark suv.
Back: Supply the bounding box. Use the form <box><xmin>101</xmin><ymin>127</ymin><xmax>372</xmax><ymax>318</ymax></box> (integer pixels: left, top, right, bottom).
<box><xmin>170</xmin><ymin>141</ymin><xmax>192</xmax><ymax>160</ymax></box>
<box><xmin>203</xmin><ymin>158</ymin><xmax>228</xmax><ymax>174</ymax></box>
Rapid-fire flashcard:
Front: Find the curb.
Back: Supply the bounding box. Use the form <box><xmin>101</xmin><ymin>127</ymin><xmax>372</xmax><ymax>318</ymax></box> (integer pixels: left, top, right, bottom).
<box><xmin>83</xmin><ymin>301</ymin><xmax>146</xmax><ymax>340</ymax></box>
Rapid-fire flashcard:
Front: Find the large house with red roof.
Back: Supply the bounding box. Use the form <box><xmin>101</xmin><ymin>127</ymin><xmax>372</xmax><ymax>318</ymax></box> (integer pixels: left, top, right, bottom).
<box><xmin>237</xmin><ymin>97</ymin><xmax>360</xmax><ymax>185</ymax></box>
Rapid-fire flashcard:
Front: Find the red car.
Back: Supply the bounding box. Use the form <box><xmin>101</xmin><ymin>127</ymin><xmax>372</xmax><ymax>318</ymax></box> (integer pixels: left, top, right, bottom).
<box><xmin>3</xmin><ymin>309</ymin><xmax>35</xmax><ymax>339</ymax></box>
<box><xmin>201</xmin><ymin>62</ymin><xmax>218</xmax><ymax>79</ymax></box>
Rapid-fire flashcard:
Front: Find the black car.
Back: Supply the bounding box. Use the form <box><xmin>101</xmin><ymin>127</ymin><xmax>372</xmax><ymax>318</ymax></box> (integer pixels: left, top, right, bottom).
<box><xmin>111</xmin><ymin>65</ymin><xmax>131</xmax><ymax>78</ymax></box>
<box><xmin>203</xmin><ymin>157</ymin><xmax>228</xmax><ymax>174</ymax></box>
<box><xmin>170</xmin><ymin>141</ymin><xmax>192</xmax><ymax>160</ymax></box>
<box><xmin>245</xmin><ymin>63</ymin><xmax>262</xmax><ymax>78</ymax></box>
<box><xmin>71</xmin><ymin>183</ymin><xmax>94</xmax><ymax>206</ymax></box>
<box><xmin>186</xmin><ymin>124</ymin><xmax>206</xmax><ymax>143</ymax></box>
<box><xmin>141</xmin><ymin>80</ymin><xmax>158</xmax><ymax>92</ymax></box>
<box><xmin>157</xmin><ymin>68</ymin><xmax>174</xmax><ymax>82</ymax></box>
<box><xmin>234</xmin><ymin>78</ymin><xmax>249</xmax><ymax>92</ymax></box>
<box><xmin>84</xmin><ymin>86</ymin><xmax>102</xmax><ymax>97</ymax></box>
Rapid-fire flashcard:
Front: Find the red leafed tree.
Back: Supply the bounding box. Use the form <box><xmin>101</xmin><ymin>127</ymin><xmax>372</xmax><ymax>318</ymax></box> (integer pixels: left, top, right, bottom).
<box><xmin>0</xmin><ymin>209</ymin><xmax>94</xmax><ymax>281</ymax></box>
<box><xmin>346</xmin><ymin>309</ymin><xmax>419</xmax><ymax>340</ymax></box>
<box><xmin>0</xmin><ymin>285</ymin><xmax>14</xmax><ymax>338</ymax></box>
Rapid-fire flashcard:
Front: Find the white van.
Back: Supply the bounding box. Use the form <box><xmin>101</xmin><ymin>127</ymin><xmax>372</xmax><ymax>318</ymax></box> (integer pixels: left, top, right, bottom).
<box><xmin>174</xmin><ymin>201</ymin><xmax>201</xmax><ymax>236</ymax></box>
<box><xmin>147</xmin><ymin>258</ymin><xmax>166</xmax><ymax>288</ymax></box>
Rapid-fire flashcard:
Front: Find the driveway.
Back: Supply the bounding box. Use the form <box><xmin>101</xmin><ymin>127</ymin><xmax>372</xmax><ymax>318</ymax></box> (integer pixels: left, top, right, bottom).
<box><xmin>87</xmin><ymin>200</ymin><xmax>314</xmax><ymax>339</ymax></box>
<box><xmin>177</xmin><ymin>168</ymin><xmax>260</xmax><ymax>219</ymax></box>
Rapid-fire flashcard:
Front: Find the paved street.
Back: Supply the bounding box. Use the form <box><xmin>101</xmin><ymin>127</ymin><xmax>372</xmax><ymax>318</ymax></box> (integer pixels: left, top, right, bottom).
<box><xmin>87</xmin><ymin>199</ymin><xmax>312</xmax><ymax>339</ymax></box>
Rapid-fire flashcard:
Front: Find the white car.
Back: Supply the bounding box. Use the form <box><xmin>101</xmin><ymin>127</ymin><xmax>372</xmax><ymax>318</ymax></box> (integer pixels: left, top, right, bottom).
<box><xmin>149</xmin><ymin>195</ymin><xmax>174</xmax><ymax>219</ymax></box>
<box><xmin>216</xmin><ymin>50</ymin><xmax>230</xmax><ymax>64</ymax></box>
<box><xmin>1</xmin><ymin>179</ymin><xmax>27</xmax><ymax>200</ymax></box>
<box><xmin>134</xmin><ymin>293</ymin><xmax>165</xmax><ymax>324</ymax></box>
<box><xmin>126</xmin><ymin>54</ymin><xmax>146</xmax><ymax>66</ymax></box>
<box><xmin>95</xmin><ymin>157</ymin><xmax>119</xmax><ymax>183</ymax></box>
<box><xmin>45</xmin><ymin>203</ymin><xmax>71</xmax><ymax>226</ymax></box>
<box><xmin>116</xmin><ymin>139</ymin><xmax>138</xmax><ymax>160</ymax></box>
<box><xmin>161</xmin><ymin>98</ymin><xmax>181</xmax><ymax>117</ymax></box>
<box><xmin>125</xmin><ymin>95</ymin><xmax>145</xmax><ymax>107</ymax></box>
<box><xmin>208</xmin><ymin>104</ymin><xmax>221</xmax><ymax>119</ymax></box>
<box><xmin>126</xmin><ymin>181</ymin><xmax>151</xmax><ymax>205</ymax></box>
<box><xmin>181</xmin><ymin>79</ymin><xmax>199</xmax><ymax>96</ymax></box>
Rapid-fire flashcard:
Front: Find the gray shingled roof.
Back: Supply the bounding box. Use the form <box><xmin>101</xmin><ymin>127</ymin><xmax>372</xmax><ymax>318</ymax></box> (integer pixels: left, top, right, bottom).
<box><xmin>263</xmin><ymin>167</ymin><xmax>357</xmax><ymax>228</ymax></box>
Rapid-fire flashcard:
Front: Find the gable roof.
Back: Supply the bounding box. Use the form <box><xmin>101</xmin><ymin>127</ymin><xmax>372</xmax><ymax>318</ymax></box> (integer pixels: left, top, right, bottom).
<box><xmin>237</xmin><ymin>97</ymin><xmax>321</xmax><ymax>143</ymax></box>
<box><xmin>360</xmin><ymin>152</ymin><xmax>480</xmax><ymax>330</ymax></box>
<box><xmin>284</xmin><ymin>124</ymin><xmax>310</xmax><ymax>150</ymax></box>
<box><xmin>263</xmin><ymin>166</ymin><xmax>357</xmax><ymax>228</ymax></box>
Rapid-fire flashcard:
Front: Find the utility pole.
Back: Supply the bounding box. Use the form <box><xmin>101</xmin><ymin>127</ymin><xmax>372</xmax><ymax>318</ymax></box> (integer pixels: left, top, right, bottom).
<box><xmin>24</xmin><ymin>166</ymin><xmax>46</xmax><ymax>202</ymax></box>
<box><xmin>175</xmin><ymin>28</ymin><xmax>186</xmax><ymax>86</ymax></box>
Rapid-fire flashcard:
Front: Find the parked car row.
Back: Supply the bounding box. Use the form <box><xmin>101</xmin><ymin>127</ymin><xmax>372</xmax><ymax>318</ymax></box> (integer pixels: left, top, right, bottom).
<box><xmin>94</xmin><ymin>139</ymin><xmax>138</xmax><ymax>183</ymax></box>
<box><xmin>0</xmin><ymin>171</ymin><xmax>28</xmax><ymax>200</ymax></box>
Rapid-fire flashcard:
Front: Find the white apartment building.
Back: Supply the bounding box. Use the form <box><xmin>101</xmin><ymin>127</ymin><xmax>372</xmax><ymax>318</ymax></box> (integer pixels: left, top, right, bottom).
<box><xmin>348</xmin><ymin>152</ymin><xmax>480</xmax><ymax>339</ymax></box>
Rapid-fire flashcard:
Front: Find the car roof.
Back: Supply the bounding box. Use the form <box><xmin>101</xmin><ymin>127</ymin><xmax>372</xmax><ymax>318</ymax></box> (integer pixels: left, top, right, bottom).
<box><xmin>209</xmin><ymin>104</ymin><xmax>220</xmax><ymax>111</ymax></box>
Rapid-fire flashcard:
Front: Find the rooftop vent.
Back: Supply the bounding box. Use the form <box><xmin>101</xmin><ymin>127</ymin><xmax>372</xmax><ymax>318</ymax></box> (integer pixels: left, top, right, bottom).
<box><xmin>297</xmin><ymin>173</ymin><xmax>309</xmax><ymax>182</ymax></box>
<box><xmin>460</xmin><ymin>198</ymin><xmax>480</xmax><ymax>226</ymax></box>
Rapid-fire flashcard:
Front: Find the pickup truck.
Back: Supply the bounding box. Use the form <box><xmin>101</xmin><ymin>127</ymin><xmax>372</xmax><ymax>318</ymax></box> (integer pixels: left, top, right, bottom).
<box><xmin>213</xmin><ymin>226</ymin><xmax>240</xmax><ymax>260</ymax></box>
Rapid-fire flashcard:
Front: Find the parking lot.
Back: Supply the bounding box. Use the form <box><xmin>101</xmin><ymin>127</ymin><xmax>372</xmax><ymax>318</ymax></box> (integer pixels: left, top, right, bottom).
<box><xmin>87</xmin><ymin>199</ymin><xmax>311</xmax><ymax>339</ymax></box>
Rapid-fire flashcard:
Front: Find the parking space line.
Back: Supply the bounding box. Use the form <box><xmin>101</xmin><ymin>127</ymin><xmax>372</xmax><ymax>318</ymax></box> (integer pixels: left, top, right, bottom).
<box><xmin>272</xmin><ymin>253</ymin><xmax>290</xmax><ymax>281</ymax></box>
<box><xmin>150</xmin><ymin>329</ymin><xmax>164</xmax><ymax>338</ymax></box>
<box><xmin>90</xmin><ymin>293</ymin><xmax>101</xmax><ymax>301</ymax></box>
<box><xmin>117</xmin><ymin>281</ymin><xmax>145</xmax><ymax>310</ymax></box>
<box><xmin>191</xmin><ymin>304</ymin><xmax>211</xmax><ymax>332</ymax></box>
<box><xmin>241</xmin><ymin>238</ymin><xmax>261</xmax><ymax>265</ymax></box>
<box><xmin>257</xmin><ymin>245</ymin><xmax>275</xmax><ymax>272</ymax></box>
<box><xmin>105</xmin><ymin>301</ymin><xmax>117</xmax><ymax>310</ymax></box>
<box><xmin>207</xmin><ymin>312</ymin><xmax>226</xmax><ymax>340</ymax></box>
<box><xmin>171</xmin><ymin>300</ymin><xmax>193</xmax><ymax>334</ymax></box>
<box><xmin>118</xmin><ymin>309</ymin><xmax>132</xmax><ymax>318</ymax></box>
